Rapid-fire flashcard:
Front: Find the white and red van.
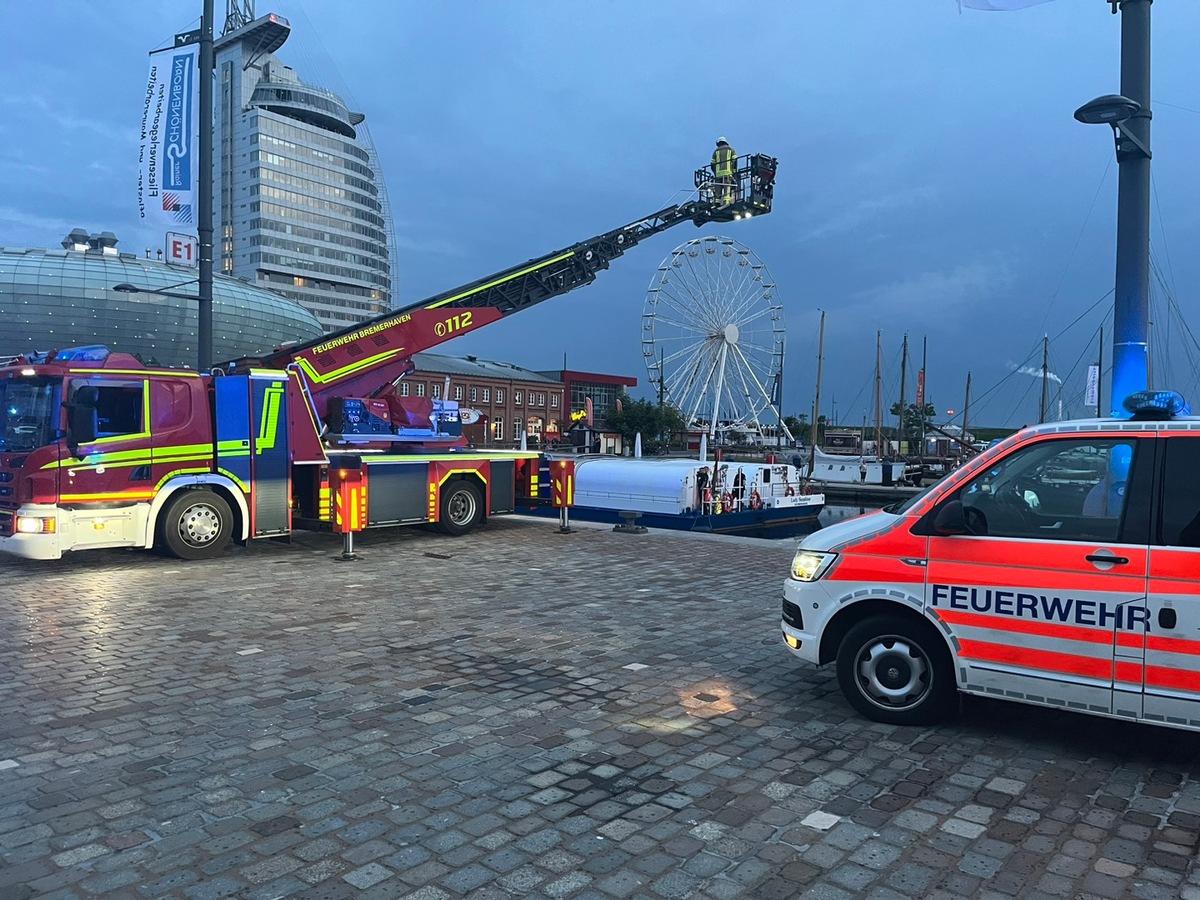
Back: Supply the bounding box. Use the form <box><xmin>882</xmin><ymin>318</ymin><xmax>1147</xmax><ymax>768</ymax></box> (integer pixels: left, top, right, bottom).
<box><xmin>782</xmin><ymin>392</ymin><xmax>1200</xmax><ymax>731</ymax></box>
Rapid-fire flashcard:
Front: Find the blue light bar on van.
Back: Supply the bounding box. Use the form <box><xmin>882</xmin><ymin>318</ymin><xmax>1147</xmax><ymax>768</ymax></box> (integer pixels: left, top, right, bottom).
<box><xmin>1122</xmin><ymin>390</ymin><xmax>1190</xmax><ymax>420</ymax></box>
<box><xmin>52</xmin><ymin>346</ymin><xmax>111</xmax><ymax>363</ymax></box>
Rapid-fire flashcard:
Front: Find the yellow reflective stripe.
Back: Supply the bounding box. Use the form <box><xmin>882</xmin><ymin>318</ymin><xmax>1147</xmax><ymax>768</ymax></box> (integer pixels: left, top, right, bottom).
<box><xmin>70</xmin><ymin>368</ymin><xmax>200</xmax><ymax>377</ymax></box>
<box><xmin>257</xmin><ymin>382</ymin><xmax>285</xmax><ymax>452</ymax></box>
<box><xmin>424</xmin><ymin>252</ymin><xmax>575</xmax><ymax>310</ymax></box>
<box><xmin>216</xmin><ymin>467</ymin><xmax>250</xmax><ymax>492</ymax></box>
<box><xmin>59</xmin><ymin>490</ymin><xmax>156</xmax><ymax>502</ymax></box>
<box><xmin>436</xmin><ymin>468</ymin><xmax>489</xmax><ymax>488</ymax></box>
<box><xmin>295</xmin><ymin>347</ymin><xmax>406</xmax><ymax>385</ymax></box>
<box><xmin>40</xmin><ymin>443</ymin><xmax>214</xmax><ymax>470</ymax></box>
<box><xmin>366</xmin><ymin>451</ymin><xmax>540</xmax><ymax>463</ymax></box>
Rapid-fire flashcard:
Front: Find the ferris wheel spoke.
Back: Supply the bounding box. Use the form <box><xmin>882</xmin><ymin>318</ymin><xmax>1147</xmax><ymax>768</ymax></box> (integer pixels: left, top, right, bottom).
<box><xmin>654</xmin><ymin>287</ymin><xmax>722</xmax><ymax>333</ymax></box>
<box><xmin>730</xmin><ymin>342</ymin><xmax>779</xmax><ymax>414</ymax></box>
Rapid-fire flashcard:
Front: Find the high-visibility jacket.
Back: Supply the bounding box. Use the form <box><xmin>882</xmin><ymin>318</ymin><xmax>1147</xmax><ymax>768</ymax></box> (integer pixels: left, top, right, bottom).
<box><xmin>711</xmin><ymin>145</ymin><xmax>737</xmax><ymax>178</ymax></box>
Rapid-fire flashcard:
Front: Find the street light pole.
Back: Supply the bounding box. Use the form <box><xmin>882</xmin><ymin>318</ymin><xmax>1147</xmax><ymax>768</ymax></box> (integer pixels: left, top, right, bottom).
<box><xmin>1111</xmin><ymin>0</ymin><xmax>1151</xmax><ymax>417</ymax></box>
<box><xmin>1076</xmin><ymin>1</ymin><xmax>1152</xmax><ymax>416</ymax></box>
<box><xmin>197</xmin><ymin>0</ymin><xmax>215</xmax><ymax>374</ymax></box>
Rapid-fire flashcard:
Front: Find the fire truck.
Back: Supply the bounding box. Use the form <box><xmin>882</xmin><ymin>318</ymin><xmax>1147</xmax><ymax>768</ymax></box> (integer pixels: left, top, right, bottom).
<box><xmin>0</xmin><ymin>155</ymin><xmax>777</xmax><ymax>561</ymax></box>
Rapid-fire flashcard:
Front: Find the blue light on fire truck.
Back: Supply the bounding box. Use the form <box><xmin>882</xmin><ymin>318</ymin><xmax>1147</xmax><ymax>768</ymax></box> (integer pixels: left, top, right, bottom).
<box><xmin>52</xmin><ymin>346</ymin><xmax>111</xmax><ymax>363</ymax></box>
<box><xmin>1122</xmin><ymin>390</ymin><xmax>1191</xmax><ymax>420</ymax></box>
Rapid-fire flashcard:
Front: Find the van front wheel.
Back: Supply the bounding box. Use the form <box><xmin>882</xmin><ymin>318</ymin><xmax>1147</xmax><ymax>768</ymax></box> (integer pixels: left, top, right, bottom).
<box><xmin>835</xmin><ymin>614</ymin><xmax>956</xmax><ymax>726</ymax></box>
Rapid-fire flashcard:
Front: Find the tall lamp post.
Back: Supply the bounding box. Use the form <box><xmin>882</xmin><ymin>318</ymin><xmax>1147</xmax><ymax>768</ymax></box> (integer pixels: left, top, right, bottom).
<box><xmin>1074</xmin><ymin>0</ymin><xmax>1152</xmax><ymax>417</ymax></box>
<box><xmin>197</xmin><ymin>0</ymin><xmax>215</xmax><ymax>374</ymax></box>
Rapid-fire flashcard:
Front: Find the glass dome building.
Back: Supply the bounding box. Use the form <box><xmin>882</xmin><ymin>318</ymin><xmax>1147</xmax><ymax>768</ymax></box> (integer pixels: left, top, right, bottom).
<box><xmin>0</xmin><ymin>229</ymin><xmax>324</xmax><ymax>369</ymax></box>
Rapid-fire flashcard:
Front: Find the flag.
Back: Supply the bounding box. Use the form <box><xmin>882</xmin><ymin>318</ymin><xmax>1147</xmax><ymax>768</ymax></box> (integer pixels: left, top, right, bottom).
<box><xmin>771</xmin><ymin>373</ymin><xmax>782</xmax><ymax>407</ymax></box>
<box><xmin>1085</xmin><ymin>365</ymin><xmax>1100</xmax><ymax>409</ymax></box>
<box><xmin>585</xmin><ymin>397</ymin><xmax>594</xmax><ymax>427</ymax></box>
<box><xmin>138</xmin><ymin>43</ymin><xmax>200</xmax><ymax>229</ymax></box>
<box><xmin>958</xmin><ymin>0</ymin><xmax>1055</xmax><ymax>10</ymax></box>
<box><xmin>916</xmin><ymin>370</ymin><xmax>926</xmax><ymax>408</ymax></box>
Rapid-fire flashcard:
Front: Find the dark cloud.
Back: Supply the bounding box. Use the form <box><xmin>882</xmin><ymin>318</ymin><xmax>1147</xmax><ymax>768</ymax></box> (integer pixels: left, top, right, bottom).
<box><xmin>2</xmin><ymin>0</ymin><xmax>1198</xmax><ymax>426</ymax></box>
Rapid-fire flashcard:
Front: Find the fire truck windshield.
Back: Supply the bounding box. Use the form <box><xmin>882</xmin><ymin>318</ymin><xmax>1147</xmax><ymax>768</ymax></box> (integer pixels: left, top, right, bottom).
<box><xmin>0</xmin><ymin>377</ymin><xmax>60</xmax><ymax>453</ymax></box>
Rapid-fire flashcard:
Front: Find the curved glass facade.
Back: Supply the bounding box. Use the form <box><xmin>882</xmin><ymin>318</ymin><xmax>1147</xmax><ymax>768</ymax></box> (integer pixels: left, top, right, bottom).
<box><xmin>0</xmin><ymin>244</ymin><xmax>323</xmax><ymax>368</ymax></box>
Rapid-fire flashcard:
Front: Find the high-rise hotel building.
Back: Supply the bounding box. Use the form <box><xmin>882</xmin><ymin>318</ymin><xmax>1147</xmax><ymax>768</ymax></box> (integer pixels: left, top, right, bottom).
<box><xmin>212</xmin><ymin>12</ymin><xmax>393</xmax><ymax>331</ymax></box>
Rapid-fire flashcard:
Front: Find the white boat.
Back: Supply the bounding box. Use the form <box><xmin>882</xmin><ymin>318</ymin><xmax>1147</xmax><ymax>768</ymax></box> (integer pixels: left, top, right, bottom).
<box><xmin>534</xmin><ymin>456</ymin><xmax>824</xmax><ymax>534</ymax></box>
<box><xmin>793</xmin><ymin>448</ymin><xmax>911</xmax><ymax>486</ymax></box>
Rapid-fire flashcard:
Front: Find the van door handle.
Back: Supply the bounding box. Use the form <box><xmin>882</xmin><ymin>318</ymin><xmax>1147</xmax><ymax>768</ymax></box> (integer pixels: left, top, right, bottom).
<box><xmin>1086</xmin><ymin>553</ymin><xmax>1128</xmax><ymax>565</ymax></box>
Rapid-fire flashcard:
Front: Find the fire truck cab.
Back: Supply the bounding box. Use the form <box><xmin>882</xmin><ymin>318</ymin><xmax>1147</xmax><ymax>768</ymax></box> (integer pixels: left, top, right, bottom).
<box><xmin>782</xmin><ymin>391</ymin><xmax>1200</xmax><ymax>733</ymax></box>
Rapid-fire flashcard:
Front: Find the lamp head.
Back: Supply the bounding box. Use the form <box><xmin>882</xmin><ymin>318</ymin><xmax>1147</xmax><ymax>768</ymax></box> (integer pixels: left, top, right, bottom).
<box><xmin>1074</xmin><ymin>94</ymin><xmax>1141</xmax><ymax>125</ymax></box>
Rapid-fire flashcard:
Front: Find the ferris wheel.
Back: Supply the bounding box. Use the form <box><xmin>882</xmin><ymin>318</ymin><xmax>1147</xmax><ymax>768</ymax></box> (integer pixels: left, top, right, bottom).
<box><xmin>642</xmin><ymin>235</ymin><xmax>789</xmax><ymax>440</ymax></box>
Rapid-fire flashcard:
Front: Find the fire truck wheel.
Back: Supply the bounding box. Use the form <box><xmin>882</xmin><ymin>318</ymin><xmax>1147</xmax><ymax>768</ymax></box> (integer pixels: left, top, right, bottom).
<box><xmin>836</xmin><ymin>614</ymin><xmax>955</xmax><ymax>726</ymax></box>
<box><xmin>160</xmin><ymin>490</ymin><xmax>234</xmax><ymax>560</ymax></box>
<box><xmin>437</xmin><ymin>481</ymin><xmax>483</xmax><ymax>536</ymax></box>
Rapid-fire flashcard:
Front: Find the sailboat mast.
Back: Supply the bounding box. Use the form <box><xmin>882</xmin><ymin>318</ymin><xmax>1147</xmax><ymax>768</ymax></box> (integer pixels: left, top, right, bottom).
<box><xmin>920</xmin><ymin>336</ymin><xmax>927</xmax><ymax>457</ymax></box>
<box><xmin>810</xmin><ymin>310</ymin><xmax>825</xmax><ymax>472</ymax></box>
<box><xmin>1040</xmin><ymin>335</ymin><xmax>1049</xmax><ymax>424</ymax></box>
<box><xmin>874</xmin><ymin>331</ymin><xmax>883</xmax><ymax>457</ymax></box>
<box><xmin>963</xmin><ymin>372</ymin><xmax>972</xmax><ymax>448</ymax></box>
<box><xmin>898</xmin><ymin>333</ymin><xmax>908</xmax><ymax>452</ymax></box>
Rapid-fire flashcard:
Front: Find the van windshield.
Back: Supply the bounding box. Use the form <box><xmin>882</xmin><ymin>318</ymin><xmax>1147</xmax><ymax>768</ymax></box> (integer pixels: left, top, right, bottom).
<box><xmin>0</xmin><ymin>377</ymin><xmax>60</xmax><ymax>452</ymax></box>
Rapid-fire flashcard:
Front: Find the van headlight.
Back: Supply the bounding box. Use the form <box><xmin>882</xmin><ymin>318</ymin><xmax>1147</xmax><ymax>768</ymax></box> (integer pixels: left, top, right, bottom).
<box><xmin>790</xmin><ymin>550</ymin><xmax>836</xmax><ymax>582</ymax></box>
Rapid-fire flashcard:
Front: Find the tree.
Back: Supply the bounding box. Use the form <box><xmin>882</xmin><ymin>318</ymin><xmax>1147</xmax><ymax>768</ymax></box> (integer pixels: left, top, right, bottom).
<box><xmin>604</xmin><ymin>393</ymin><xmax>685</xmax><ymax>452</ymax></box>
<box><xmin>889</xmin><ymin>402</ymin><xmax>935</xmax><ymax>441</ymax></box>
<box><xmin>783</xmin><ymin>414</ymin><xmax>806</xmax><ymax>435</ymax></box>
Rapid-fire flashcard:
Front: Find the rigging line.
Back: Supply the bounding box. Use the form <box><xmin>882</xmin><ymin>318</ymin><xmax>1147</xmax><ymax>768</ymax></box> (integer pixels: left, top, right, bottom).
<box><xmin>1037</xmin><ymin>150</ymin><xmax>1114</xmax><ymax>337</ymax></box>
<box><xmin>1157</xmin><ymin>100</ymin><xmax>1200</xmax><ymax>115</ymax></box>
<box><xmin>1050</xmin><ymin>288</ymin><xmax>1116</xmax><ymax>344</ymax></box>
<box><xmin>1150</xmin><ymin>175</ymin><xmax>1178</xmax><ymax>300</ymax></box>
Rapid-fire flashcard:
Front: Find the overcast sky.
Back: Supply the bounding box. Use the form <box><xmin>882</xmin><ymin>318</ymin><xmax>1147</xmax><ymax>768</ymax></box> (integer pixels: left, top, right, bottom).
<box><xmin>3</xmin><ymin>0</ymin><xmax>1199</xmax><ymax>429</ymax></box>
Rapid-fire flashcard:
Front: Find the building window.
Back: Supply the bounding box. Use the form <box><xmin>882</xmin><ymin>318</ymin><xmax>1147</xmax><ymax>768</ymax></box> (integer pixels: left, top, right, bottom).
<box><xmin>527</xmin><ymin>417</ymin><xmax>543</xmax><ymax>436</ymax></box>
<box><xmin>432</xmin><ymin>383</ymin><xmax>442</xmax><ymax>399</ymax></box>
<box><xmin>496</xmin><ymin>389</ymin><xmax>504</xmax><ymax>404</ymax></box>
<box><xmin>551</xmin><ymin>393</ymin><xmax>559</xmax><ymax>408</ymax></box>
<box><xmin>492</xmin><ymin>418</ymin><xmax>504</xmax><ymax>441</ymax></box>
<box><xmin>513</xmin><ymin>418</ymin><xmax>523</xmax><ymax>441</ymax></box>
<box><xmin>482</xmin><ymin>387</ymin><xmax>491</xmax><ymax>403</ymax></box>
<box><xmin>469</xmin><ymin>387</ymin><xmax>478</xmax><ymax>403</ymax></box>
<box><xmin>514</xmin><ymin>391</ymin><xmax>523</xmax><ymax>406</ymax></box>
<box><xmin>454</xmin><ymin>385</ymin><xmax>464</xmax><ymax>401</ymax></box>
<box><xmin>416</xmin><ymin>382</ymin><xmax>426</xmax><ymax>397</ymax></box>
<box><xmin>400</xmin><ymin>382</ymin><xmax>410</xmax><ymax>397</ymax></box>
<box><xmin>538</xmin><ymin>392</ymin><xmax>546</xmax><ymax>407</ymax></box>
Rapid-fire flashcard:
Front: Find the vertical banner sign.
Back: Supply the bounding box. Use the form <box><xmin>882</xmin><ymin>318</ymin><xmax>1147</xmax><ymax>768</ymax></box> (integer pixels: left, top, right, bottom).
<box><xmin>138</xmin><ymin>43</ymin><xmax>199</xmax><ymax>229</ymax></box>
<box><xmin>1085</xmin><ymin>365</ymin><xmax>1100</xmax><ymax>409</ymax></box>
<box><xmin>916</xmin><ymin>369</ymin><xmax>926</xmax><ymax>407</ymax></box>
<box><xmin>771</xmin><ymin>372</ymin><xmax>781</xmax><ymax>406</ymax></box>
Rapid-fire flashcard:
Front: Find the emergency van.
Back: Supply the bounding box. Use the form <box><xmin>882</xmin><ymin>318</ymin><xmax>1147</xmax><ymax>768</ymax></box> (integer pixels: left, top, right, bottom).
<box><xmin>781</xmin><ymin>391</ymin><xmax>1200</xmax><ymax>732</ymax></box>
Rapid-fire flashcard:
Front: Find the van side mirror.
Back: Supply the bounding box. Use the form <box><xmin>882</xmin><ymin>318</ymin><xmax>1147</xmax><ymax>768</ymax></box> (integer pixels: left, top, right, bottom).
<box><xmin>933</xmin><ymin>500</ymin><xmax>968</xmax><ymax>536</ymax></box>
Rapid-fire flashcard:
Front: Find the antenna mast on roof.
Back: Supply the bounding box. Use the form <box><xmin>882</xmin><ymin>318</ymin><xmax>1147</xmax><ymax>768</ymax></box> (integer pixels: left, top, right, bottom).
<box><xmin>223</xmin><ymin>0</ymin><xmax>255</xmax><ymax>35</ymax></box>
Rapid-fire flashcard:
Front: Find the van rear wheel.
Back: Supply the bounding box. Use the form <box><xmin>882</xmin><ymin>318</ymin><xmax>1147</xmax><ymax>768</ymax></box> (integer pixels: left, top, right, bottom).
<box><xmin>836</xmin><ymin>614</ymin><xmax>956</xmax><ymax>726</ymax></box>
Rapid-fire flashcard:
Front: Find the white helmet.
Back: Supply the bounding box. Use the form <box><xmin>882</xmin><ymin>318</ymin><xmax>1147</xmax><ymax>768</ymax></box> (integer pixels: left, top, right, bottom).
<box><xmin>716</xmin><ymin>136</ymin><xmax>728</xmax><ymax>145</ymax></box>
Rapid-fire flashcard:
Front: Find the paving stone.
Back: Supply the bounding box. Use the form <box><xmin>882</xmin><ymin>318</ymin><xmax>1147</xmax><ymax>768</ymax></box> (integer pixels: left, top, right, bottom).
<box><xmin>1</xmin><ymin>522</ymin><xmax>1197</xmax><ymax>900</ymax></box>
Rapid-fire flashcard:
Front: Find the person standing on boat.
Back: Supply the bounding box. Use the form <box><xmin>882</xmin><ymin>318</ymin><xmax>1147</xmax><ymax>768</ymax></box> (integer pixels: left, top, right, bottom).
<box><xmin>697</xmin><ymin>466</ymin><xmax>711</xmax><ymax>513</ymax></box>
<box><xmin>859</xmin><ymin>461</ymin><xmax>867</xmax><ymax>484</ymax></box>
<box><xmin>732</xmin><ymin>467</ymin><xmax>747</xmax><ymax>510</ymax></box>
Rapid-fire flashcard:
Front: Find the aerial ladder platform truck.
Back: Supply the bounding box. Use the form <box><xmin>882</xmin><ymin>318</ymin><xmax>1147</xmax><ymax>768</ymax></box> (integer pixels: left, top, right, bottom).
<box><xmin>0</xmin><ymin>155</ymin><xmax>777</xmax><ymax>561</ymax></box>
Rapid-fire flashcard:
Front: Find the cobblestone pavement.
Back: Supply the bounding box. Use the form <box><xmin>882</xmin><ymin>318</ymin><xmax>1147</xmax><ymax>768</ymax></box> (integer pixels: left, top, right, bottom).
<box><xmin>4</xmin><ymin>517</ymin><xmax>1200</xmax><ymax>900</ymax></box>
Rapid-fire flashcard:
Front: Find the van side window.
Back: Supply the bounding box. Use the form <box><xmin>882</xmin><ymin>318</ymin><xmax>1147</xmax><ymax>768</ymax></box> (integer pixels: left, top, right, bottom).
<box><xmin>1160</xmin><ymin>438</ymin><xmax>1200</xmax><ymax>547</ymax></box>
<box><xmin>957</xmin><ymin>438</ymin><xmax>1138</xmax><ymax>542</ymax></box>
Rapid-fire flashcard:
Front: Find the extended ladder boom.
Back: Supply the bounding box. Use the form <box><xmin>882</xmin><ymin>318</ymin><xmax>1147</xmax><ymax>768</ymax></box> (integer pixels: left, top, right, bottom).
<box><xmin>245</xmin><ymin>154</ymin><xmax>777</xmax><ymax>414</ymax></box>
